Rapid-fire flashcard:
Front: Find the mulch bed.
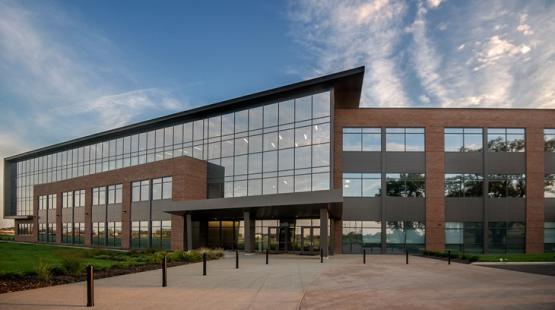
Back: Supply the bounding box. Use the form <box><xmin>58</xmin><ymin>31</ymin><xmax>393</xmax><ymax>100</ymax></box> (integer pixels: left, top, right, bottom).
<box><xmin>0</xmin><ymin>261</ymin><xmax>191</xmax><ymax>294</ymax></box>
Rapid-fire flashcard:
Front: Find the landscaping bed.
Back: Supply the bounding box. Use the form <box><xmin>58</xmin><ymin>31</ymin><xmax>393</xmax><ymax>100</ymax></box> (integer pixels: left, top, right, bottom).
<box><xmin>420</xmin><ymin>249</ymin><xmax>555</xmax><ymax>264</ymax></box>
<box><xmin>0</xmin><ymin>242</ymin><xmax>223</xmax><ymax>294</ymax></box>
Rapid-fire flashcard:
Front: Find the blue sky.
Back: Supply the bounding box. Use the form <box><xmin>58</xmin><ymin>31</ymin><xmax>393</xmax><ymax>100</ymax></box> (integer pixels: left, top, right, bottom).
<box><xmin>0</xmin><ymin>0</ymin><xmax>554</xmax><ymax>226</ymax></box>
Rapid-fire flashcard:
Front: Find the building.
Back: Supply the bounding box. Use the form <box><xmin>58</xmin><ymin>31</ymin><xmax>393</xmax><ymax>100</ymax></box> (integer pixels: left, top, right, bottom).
<box><xmin>4</xmin><ymin>67</ymin><xmax>555</xmax><ymax>255</ymax></box>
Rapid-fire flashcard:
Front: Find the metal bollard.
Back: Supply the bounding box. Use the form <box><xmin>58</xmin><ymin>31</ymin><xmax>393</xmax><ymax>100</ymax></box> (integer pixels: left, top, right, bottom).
<box><xmin>162</xmin><ymin>256</ymin><xmax>167</xmax><ymax>287</ymax></box>
<box><xmin>236</xmin><ymin>250</ymin><xmax>239</xmax><ymax>269</ymax></box>
<box><xmin>203</xmin><ymin>252</ymin><xmax>207</xmax><ymax>276</ymax></box>
<box><xmin>266</xmin><ymin>249</ymin><xmax>269</xmax><ymax>265</ymax></box>
<box><xmin>320</xmin><ymin>248</ymin><xmax>323</xmax><ymax>263</ymax></box>
<box><xmin>448</xmin><ymin>250</ymin><xmax>451</xmax><ymax>265</ymax></box>
<box><xmin>405</xmin><ymin>248</ymin><xmax>409</xmax><ymax>265</ymax></box>
<box><xmin>86</xmin><ymin>265</ymin><xmax>94</xmax><ymax>307</ymax></box>
<box><xmin>363</xmin><ymin>249</ymin><xmax>366</xmax><ymax>264</ymax></box>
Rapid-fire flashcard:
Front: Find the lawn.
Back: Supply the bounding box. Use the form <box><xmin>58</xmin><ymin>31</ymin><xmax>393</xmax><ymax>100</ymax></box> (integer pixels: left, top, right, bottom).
<box><xmin>0</xmin><ymin>241</ymin><xmax>223</xmax><ymax>277</ymax></box>
<box><xmin>477</xmin><ymin>253</ymin><xmax>555</xmax><ymax>263</ymax></box>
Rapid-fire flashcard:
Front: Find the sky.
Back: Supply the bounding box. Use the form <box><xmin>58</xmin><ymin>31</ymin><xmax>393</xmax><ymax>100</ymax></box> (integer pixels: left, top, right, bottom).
<box><xmin>0</xmin><ymin>0</ymin><xmax>554</xmax><ymax>227</ymax></box>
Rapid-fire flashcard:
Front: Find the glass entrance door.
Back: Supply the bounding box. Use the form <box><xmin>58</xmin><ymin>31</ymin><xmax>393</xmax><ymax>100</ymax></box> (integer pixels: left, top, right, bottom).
<box><xmin>268</xmin><ymin>227</ymin><xmax>279</xmax><ymax>251</ymax></box>
<box><xmin>301</xmin><ymin>227</ymin><xmax>320</xmax><ymax>254</ymax></box>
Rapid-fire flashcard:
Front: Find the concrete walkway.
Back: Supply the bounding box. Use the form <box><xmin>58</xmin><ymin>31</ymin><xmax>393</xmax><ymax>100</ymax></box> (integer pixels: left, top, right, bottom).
<box><xmin>1</xmin><ymin>253</ymin><xmax>554</xmax><ymax>309</ymax></box>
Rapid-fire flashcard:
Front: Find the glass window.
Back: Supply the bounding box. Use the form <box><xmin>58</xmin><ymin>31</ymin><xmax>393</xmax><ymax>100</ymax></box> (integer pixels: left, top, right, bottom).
<box><xmin>313</xmin><ymin>123</ymin><xmax>330</xmax><ymax>144</ymax></box>
<box><xmin>295</xmin><ymin>126</ymin><xmax>311</xmax><ymax>147</ymax></box>
<box><xmin>152</xmin><ymin>178</ymin><xmax>162</xmax><ymax>200</ymax></box>
<box><xmin>312</xmin><ymin>91</ymin><xmax>330</xmax><ymax>118</ymax></box>
<box><xmin>208</xmin><ymin>116</ymin><xmax>221</xmax><ymax>138</ymax></box>
<box><xmin>386</xmin><ymin>128</ymin><xmax>424</xmax><ymax>152</ymax></box>
<box><xmin>249</xmin><ymin>107</ymin><xmax>263</xmax><ymax>130</ymax></box>
<box><xmin>263</xmin><ymin>103</ymin><xmax>278</xmax><ymax>128</ymax></box>
<box><xmin>279</xmin><ymin>100</ymin><xmax>294</xmax><ymax>125</ymax></box>
<box><xmin>445</xmin><ymin>174</ymin><xmax>483</xmax><ymax>197</ymax></box>
<box><xmin>545</xmin><ymin>222</ymin><xmax>555</xmax><ymax>252</ymax></box>
<box><xmin>487</xmin><ymin>174</ymin><xmax>526</xmax><ymax>198</ymax></box>
<box><xmin>487</xmin><ymin>128</ymin><xmax>525</xmax><ymax>152</ymax></box>
<box><xmin>295</xmin><ymin>146</ymin><xmax>311</xmax><ymax>169</ymax></box>
<box><xmin>235</xmin><ymin>110</ymin><xmax>248</xmax><ymax>133</ymax></box>
<box><xmin>295</xmin><ymin>95</ymin><xmax>312</xmax><ymax>121</ymax></box>
<box><xmin>444</xmin><ymin>128</ymin><xmax>483</xmax><ymax>152</ymax></box>
<box><xmin>263</xmin><ymin>132</ymin><xmax>278</xmax><ymax>151</ymax></box>
<box><xmin>343</xmin><ymin>128</ymin><xmax>381</xmax><ymax>151</ymax></box>
<box><xmin>545</xmin><ymin>129</ymin><xmax>555</xmax><ymax>152</ymax></box>
<box><xmin>386</xmin><ymin>173</ymin><xmax>425</xmax><ymax>197</ymax></box>
<box><xmin>278</xmin><ymin>149</ymin><xmax>294</xmax><ymax>171</ymax></box>
<box><xmin>343</xmin><ymin>173</ymin><xmax>381</xmax><ymax>197</ymax></box>
<box><xmin>278</xmin><ymin>129</ymin><xmax>294</xmax><ymax>149</ymax></box>
<box><xmin>545</xmin><ymin>174</ymin><xmax>555</xmax><ymax>198</ymax></box>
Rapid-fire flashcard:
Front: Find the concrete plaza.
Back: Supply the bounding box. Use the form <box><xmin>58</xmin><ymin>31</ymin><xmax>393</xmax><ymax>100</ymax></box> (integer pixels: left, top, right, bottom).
<box><xmin>1</xmin><ymin>253</ymin><xmax>554</xmax><ymax>309</ymax></box>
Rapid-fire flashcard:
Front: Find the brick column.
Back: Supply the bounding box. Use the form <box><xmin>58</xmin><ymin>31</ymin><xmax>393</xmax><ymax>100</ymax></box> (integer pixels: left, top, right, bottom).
<box><xmin>171</xmin><ymin>214</ymin><xmax>185</xmax><ymax>251</ymax></box>
<box><xmin>526</xmin><ymin>127</ymin><xmax>544</xmax><ymax>253</ymax></box>
<box><xmin>425</xmin><ymin>125</ymin><xmax>445</xmax><ymax>252</ymax></box>
<box><xmin>121</xmin><ymin>181</ymin><xmax>131</xmax><ymax>249</ymax></box>
<box><xmin>55</xmin><ymin>193</ymin><xmax>63</xmax><ymax>243</ymax></box>
<box><xmin>84</xmin><ymin>188</ymin><xmax>92</xmax><ymax>246</ymax></box>
<box><xmin>333</xmin><ymin>219</ymin><xmax>342</xmax><ymax>254</ymax></box>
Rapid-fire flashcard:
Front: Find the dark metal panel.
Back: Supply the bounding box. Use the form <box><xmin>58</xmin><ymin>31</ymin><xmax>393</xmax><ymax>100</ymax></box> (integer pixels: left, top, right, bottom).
<box><xmin>545</xmin><ymin>199</ymin><xmax>555</xmax><ymax>221</ymax></box>
<box><xmin>62</xmin><ymin>208</ymin><xmax>72</xmax><ymax>223</ymax></box>
<box><xmin>342</xmin><ymin>198</ymin><xmax>381</xmax><ymax>220</ymax></box>
<box><xmin>383</xmin><ymin>197</ymin><xmax>425</xmax><ymax>221</ymax></box>
<box><xmin>545</xmin><ymin>153</ymin><xmax>555</xmax><ymax>174</ymax></box>
<box><xmin>131</xmin><ymin>202</ymin><xmax>150</xmax><ymax>221</ymax></box>
<box><xmin>91</xmin><ymin>205</ymin><xmax>106</xmax><ymax>222</ymax></box>
<box><xmin>107</xmin><ymin>204</ymin><xmax>122</xmax><ymax>221</ymax></box>
<box><xmin>342</xmin><ymin>152</ymin><xmax>381</xmax><ymax>173</ymax></box>
<box><xmin>384</xmin><ymin>153</ymin><xmax>425</xmax><ymax>173</ymax></box>
<box><xmin>485</xmin><ymin>152</ymin><xmax>526</xmax><ymax>174</ymax></box>
<box><xmin>38</xmin><ymin>210</ymin><xmax>47</xmax><ymax>224</ymax></box>
<box><xmin>152</xmin><ymin>201</ymin><xmax>172</xmax><ymax>221</ymax></box>
<box><xmin>445</xmin><ymin>198</ymin><xmax>483</xmax><ymax>222</ymax></box>
<box><xmin>445</xmin><ymin>153</ymin><xmax>483</xmax><ymax>173</ymax></box>
<box><xmin>47</xmin><ymin>209</ymin><xmax>56</xmax><ymax>223</ymax></box>
<box><xmin>74</xmin><ymin>207</ymin><xmax>85</xmax><ymax>222</ymax></box>
<box><xmin>486</xmin><ymin>198</ymin><xmax>526</xmax><ymax>221</ymax></box>
<box><xmin>3</xmin><ymin>160</ymin><xmax>16</xmax><ymax>217</ymax></box>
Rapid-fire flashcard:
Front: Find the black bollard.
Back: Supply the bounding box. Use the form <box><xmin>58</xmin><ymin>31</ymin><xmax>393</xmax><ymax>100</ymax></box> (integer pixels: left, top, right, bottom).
<box><xmin>162</xmin><ymin>255</ymin><xmax>167</xmax><ymax>287</ymax></box>
<box><xmin>86</xmin><ymin>265</ymin><xmax>94</xmax><ymax>307</ymax></box>
<box><xmin>405</xmin><ymin>248</ymin><xmax>409</xmax><ymax>265</ymax></box>
<box><xmin>203</xmin><ymin>252</ymin><xmax>207</xmax><ymax>276</ymax></box>
<box><xmin>320</xmin><ymin>248</ymin><xmax>323</xmax><ymax>263</ymax></box>
<box><xmin>363</xmin><ymin>249</ymin><xmax>366</xmax><ymax>264</ymax></box>
<box><xmin>266</xmin><ymin>249</ymin><xmax>269</xmax><ymax>265</ymax></box>
<box><xmin>448</xmin><ymin>250</ymin><xmax>451</xmax><ymax>265</ymax></box>
<box><xmin>236</xmin><ymin>250</ymin><xmax>239</xmax><ymax>269</ymax></box>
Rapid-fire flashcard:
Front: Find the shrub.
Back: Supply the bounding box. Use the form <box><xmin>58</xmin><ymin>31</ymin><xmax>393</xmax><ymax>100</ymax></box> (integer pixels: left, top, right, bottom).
<box><xmin>35</xmin><ymin>260</ymin><xmax>51</xmax><ymax>281</ymax></box>
<box><xmin>60</xmin><ymin>254</ymin><xmax>84</xmax><ymax>276</ymax></box>
<box><xmin>167</xmin><ymin>251</ymin><xmax>184</xmax><ymax>262</ymax></box>
<box><xmin>182</xmin><ymin>250</ymin><xmax>203</xmax><ymax>262</ymax></box>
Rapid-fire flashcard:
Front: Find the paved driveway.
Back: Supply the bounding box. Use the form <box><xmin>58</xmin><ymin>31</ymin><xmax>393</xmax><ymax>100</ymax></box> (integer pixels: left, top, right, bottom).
<box><xmin>1</xmin><ymin>253</ymin><xmax>554</xmax><ymax>309</ymax></box>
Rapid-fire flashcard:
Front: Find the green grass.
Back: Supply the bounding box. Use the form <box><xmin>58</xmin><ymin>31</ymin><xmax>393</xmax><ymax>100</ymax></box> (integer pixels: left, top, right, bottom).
<box><xmin>0</xmin><ymin>242</ymin><xmax>224</xmax><ymax>278</ymax></box>
<box><xmin>477</xmin><ymin>253</ymin><xmax>555</xmax><ymax>262</ymax></box>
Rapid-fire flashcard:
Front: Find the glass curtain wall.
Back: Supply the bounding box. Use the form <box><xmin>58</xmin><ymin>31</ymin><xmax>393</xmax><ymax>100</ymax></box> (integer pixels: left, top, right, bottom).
<box><xmin>13</xmin><ymin>91</ymin><xmax>331</xmax><ymax>216</ymax></box>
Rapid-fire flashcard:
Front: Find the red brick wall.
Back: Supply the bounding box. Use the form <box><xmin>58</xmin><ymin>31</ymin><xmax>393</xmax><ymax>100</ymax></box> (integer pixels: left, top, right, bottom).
<box><xmin>334</xmin><ymin>108</ymin><xmax>555</xmax><ymax>253</ymax></box>
<box><xmin>30</xmin><ymin>156</ymin><xmax>207</xmax><ymax>248</ymax></box>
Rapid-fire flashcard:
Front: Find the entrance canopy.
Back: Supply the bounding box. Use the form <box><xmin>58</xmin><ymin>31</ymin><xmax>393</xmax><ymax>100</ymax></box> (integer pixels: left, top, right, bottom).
<box><xmin>162</xmin><ymin>190</ymin><xmax>343</xmax><ymax>219</ymax></box>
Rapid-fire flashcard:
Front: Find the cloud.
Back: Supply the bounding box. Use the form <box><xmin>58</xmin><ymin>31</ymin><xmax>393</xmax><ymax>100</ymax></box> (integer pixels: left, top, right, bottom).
<box><xmin>289</xmin><ymin>0</ymin><xmax>555</xmax><ymax>109</ymax></box>
<box><xmin>289</xmin><ymin>0</ymin><xmax>410</xmax><ymax>107</ymax></box>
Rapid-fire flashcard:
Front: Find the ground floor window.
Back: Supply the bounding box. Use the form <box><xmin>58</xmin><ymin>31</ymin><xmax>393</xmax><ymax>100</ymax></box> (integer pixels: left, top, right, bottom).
<box><xmin>48</xmin><ymin>223</ymin><xmax>56</xmax><ymax>243</ymax></box>
<box><xmin>74</xmin><ymin>222</ymin><xmax>85</xmax><ymax>244</ymax></box>
<box><xmin>107</xmin><ymin>222</ymin><xmax>122</xmax><ymax>248</ymax></box>
<box><xmin>151</xmin><ymin>220</ymin><xmax>171</xmax><ymax>250</ymax></box>
<box><xmin>487</xmin><ymin>222</ymin><xmax>525</xmax><ymax>254</ymax></box>
<box><xmin>207</xmin><ymin>220</ymin><xmax>242</xmax><ymax>250</ymax></box>
<box><xmin>17</xmin><ymin>223</ymin><xmax>33</xmax><ymax>236</ymax></box>
<box><xmin>131</xmin><ymin>221</ymin><xmax>150</xmax><ymax>249</ymax></box>
<box><xmin>386</xmin><ymin>221</ymin><xmax>425</xmax><ymax>253</ymax></box>
<box><xmin>445</xmin><ymin>222</ymin><xmax>483</xmax><ymax>254</ymax></box>
<box><xmin>39</xmin><ymin>223</ymin><xmax>47</xmax><ymax>242</ymax></box>
<box><xmin>92</xmin><ymin>222</ymin><xmax>106</xmax><ymax>247</ymax></box>
<box><xmin>546</xmin><ymin>222</ymin><xmax>555</xmax><ymax>252</ymax></box>
<box><xmin>342</xmin><ymin>221</ymin><xmax>381</xmax><ymax>254</ymax></box>
<box><xmin>62</xmin><ymin>223</ymin><xmax>73</xmax><ymax>244</ymax></box>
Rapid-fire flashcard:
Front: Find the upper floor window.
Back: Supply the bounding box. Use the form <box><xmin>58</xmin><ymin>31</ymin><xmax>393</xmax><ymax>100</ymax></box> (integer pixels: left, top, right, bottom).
<box><xmin>74</xmin><ymin>190</ymin><xmax>85</xmax><ymax>207</ymax></box>
<box><xmin>92</xmin><ymin>186</ymin><xmax>106</xmax><ymax>206</ymax></box>
<box><xmin>386</xmin><ymin>128</ymin><xmax>425</xmax><ymax>152</ymax></box>
<box><xmin>152</xmin><ymin>177</ymin><xmax>172</xmax><ymax>200</ymax></box>
<box><xmin>546</xmin><ymin>174</ymin><xmax>555</xmax><ymax>198</ymax></box>
<box><xmin>487</xmin><ymin>174</ymin><xmax>526</xmax><ymax>197</ymax></box>
<box><xmin>445</xmin><ymin>174</ymin><xmax>483</xmax><ymax>197</ymax></box>
<box><xmin>487</xmin><ymin>128</ymin><xmax>525</xmax><ymax>152</ymax></box>
<box><xmin>386</xmin><ymin>173</ymin><xmax>425</xmax><ymax>197</ymax></box>
<box><xmin>545</xmin><ymin>129</ymin><xmax>555</xmax><ymax>152</ymax></box>
<box><xmin>132</xmin><ymin>180</ymin><xmax>150</xmax><ymax>202</ymax></box>
<box><xmin>39</xmin><ymin>194</ymin><xmax>56</xmax><ymax>210</ymax></box>
<box><xmin>62</xmin><ymin>191</ymin><xmax>73</xmax><ymax>208</ymax></box>
<box><xmin>107</xmin><ymin>184</ymin><xmax>123</xmax><ymax>204</ymax></box>
<box><xmin>343</xmin><ymin>173</ymin><xmax>381</xmax><ymax>197</ymax></box>
<box><xmin>342</xmin><ymin>128</ymin><xmax>381</xmax><ymax>151</ymax></box>
<box><xmin>444</xmin><ymin>128</ymin><xmax>483</xmax><ymax>152</ymax></box>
